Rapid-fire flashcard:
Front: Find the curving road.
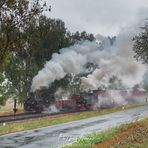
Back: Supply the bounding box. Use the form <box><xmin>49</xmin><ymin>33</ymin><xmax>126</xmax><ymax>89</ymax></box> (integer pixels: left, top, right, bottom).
<box><xmin>0</xmin><ymin>105</ymin><xmax>148</xmax><ymax>148</ymax></box>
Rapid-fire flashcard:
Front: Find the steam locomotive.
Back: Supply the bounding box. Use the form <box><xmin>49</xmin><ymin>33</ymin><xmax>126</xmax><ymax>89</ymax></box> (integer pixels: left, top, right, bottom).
<box><xmin>24</xmin><ymin>92</ymin><xmax>97</xmax><ymax>113</ymax></box>
<box><xmin>24</xmin><ymin>88</ymin><xmax>147</xmax><ymax>113</ymax></box>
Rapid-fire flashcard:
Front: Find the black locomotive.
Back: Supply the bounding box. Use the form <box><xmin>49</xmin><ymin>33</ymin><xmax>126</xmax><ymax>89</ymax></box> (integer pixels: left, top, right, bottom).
<box><xmin>24</xmin><ymin>91</ymin><xmax>96</xmax><ymax>113</ymax></box>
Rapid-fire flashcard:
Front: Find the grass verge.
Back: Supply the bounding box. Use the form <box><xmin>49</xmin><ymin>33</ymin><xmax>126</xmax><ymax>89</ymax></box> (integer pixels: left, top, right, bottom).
<box><xmin>65</xmin><ymin>117</ymin><xmax>148</xmax><ymax>148</ymax></box>
<box><xmin>0</xmin><ymin>104</ymin><xmax>144</xmax><ymax>136</ymax></box>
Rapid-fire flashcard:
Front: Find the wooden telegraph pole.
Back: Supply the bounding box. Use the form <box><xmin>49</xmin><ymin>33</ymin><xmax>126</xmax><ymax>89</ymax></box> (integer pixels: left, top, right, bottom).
<box><xmin>13</xmin><ymin>99</ymin><xmax>17</xmax><ymax>119</ymax></box>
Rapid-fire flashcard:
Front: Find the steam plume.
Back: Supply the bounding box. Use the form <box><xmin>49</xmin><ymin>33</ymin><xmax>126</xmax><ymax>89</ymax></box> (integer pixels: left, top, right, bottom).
<box><xmin>31</xmin><ymin>11</ymin><xmax>147</xmax><ymax>92</ymax></box>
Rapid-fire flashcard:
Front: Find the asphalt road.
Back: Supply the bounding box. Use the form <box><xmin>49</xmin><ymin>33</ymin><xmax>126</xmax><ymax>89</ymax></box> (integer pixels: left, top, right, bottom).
<box><xmin>0</xmin><ymin>105</ymin><xmax>148</xmax><ymax>148</ymax></box>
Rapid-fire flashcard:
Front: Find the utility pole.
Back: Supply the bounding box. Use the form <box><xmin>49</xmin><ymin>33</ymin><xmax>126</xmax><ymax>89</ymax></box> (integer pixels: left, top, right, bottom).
<box><xmin>13</xmin><ymin>99</ymin><xmax>17</xmax><ymax>119</ymax></box>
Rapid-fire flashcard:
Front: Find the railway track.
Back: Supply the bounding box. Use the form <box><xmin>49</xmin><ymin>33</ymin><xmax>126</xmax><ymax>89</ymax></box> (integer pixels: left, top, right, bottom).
<box><xmin>0</xmin><ymin>110</ymin><xmax>90</xmax><ymax>123</ymax></box>
<box><xmin>0</xmin><ymin>113</ymin><xmax>52</xmax><ymax>123</ymax></box>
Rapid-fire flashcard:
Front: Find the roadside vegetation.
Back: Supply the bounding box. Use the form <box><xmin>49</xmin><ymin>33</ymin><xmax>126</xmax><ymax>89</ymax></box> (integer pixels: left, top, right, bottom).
<box><xmin>65</xmin><ymin>117</ymin><xmax>148</xmax><ymax>148</ymax></box>
<box><xmin>0</xmin><ymin>104</ymin><xmax>141</xmax><ymax>136</ymax></box>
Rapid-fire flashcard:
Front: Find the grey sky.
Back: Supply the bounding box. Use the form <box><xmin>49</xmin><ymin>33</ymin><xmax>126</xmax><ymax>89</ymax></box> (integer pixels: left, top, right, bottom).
<box><xmin>46</xmin><ymin>0</ymin><xmax>148</xmax><ymax>36</ymax></box>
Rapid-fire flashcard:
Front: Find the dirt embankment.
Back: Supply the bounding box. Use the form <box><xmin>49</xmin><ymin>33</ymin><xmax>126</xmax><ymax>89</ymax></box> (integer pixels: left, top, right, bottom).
<box><xmin>94</xmin><ymin>120</ymin><xmax>148</xmax><ymax>148</ymax></box>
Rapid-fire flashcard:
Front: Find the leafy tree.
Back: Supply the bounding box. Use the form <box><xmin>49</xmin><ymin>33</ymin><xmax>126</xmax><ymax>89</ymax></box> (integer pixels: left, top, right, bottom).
<box><xmin>0</xmin><ymin>72</ymin><xmax>13</xmax><ymax>105</ymax></box>
<box><xmin>0</xmin><ymin>73</ymin><xmax>7</xmax><ymax>105</ymax></box>
<box><xmin>3</xmin><ymin>54</ymin><xmax>39</xmax><ymax>105</ymax></box>
<box><xmin>1</xmin><ymin>13</ymin><xmax>95</xmax><ymax>104</ymax></box>
<box><xmin>133</xmin><ymin>21</ymin><xmax>148</xmax><ymax>63</ymax></box>
<box><xmin>0</xmin><ymin>0</ymin><xmax>48</xmax><ymax>104</ymax></box>
<box><xmin>1</xmin><ymin>16</ymin><xmax>70</xmax><ymax>104</ymax></box>
<box><xmin>71</xmin><ymin>31</ymin><xmax>95</xmax><ymax>44</ymax></box>
<box><xmin>0</xmin><ymin>0</ymin><xmax>48</xmax><ymax>63</ymax></box>
<box><xmin>23</xmin><ymin>16</ymin><xmax>69</xmax><ymax>68</ymax></box>
<box><xmin>24</xmin><ymin>16</ymin><xmax>95</xmax><ymax>67</ymax></box>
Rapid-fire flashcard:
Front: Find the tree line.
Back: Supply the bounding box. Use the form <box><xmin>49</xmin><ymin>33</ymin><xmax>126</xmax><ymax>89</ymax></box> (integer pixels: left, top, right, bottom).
<box><xmin>0</xmin><ymin>0</ymin><xmax>95</xmax><ymax>105</ymax></box>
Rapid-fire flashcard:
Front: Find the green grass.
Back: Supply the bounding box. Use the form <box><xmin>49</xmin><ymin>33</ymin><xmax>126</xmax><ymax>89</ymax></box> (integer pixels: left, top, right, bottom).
<box><xmin>0</xmin><ymin>104</ymin><xmax>144</xmax><ymax>136</ymax></box>
<box><xmin>65</xmin><ymin>118</ymin><xmax>148</xmax><ymax>148</ymax></box>
<box><xmin>64</xmin><ymin>126</ymin><xmax>121</xmax><ymax>148</ymax></box>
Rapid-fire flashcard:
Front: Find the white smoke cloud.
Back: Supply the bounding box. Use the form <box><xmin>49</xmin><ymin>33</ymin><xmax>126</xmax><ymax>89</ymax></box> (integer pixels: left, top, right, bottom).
<box><xmin>31</xmin><ymin>10</ymin><xmax>147</xmax><ymax>92</ymax></box>
<box><xmin>54</xmin><ymin>87</ymin><xmax>71</xmax><ymax>100</ymax></box>
<box><xmin>96</xmin><ymin>90</ymin><xmax>127</xmax><ymax>108</ymax></box>
<box><xmin>31</xmin><ymin>46</ymin><xmax>87</xmax><ymax>92</ymax></box>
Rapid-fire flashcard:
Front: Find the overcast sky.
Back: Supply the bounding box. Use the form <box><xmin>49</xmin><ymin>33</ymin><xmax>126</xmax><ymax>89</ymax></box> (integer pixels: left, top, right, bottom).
<box><xmin>46</xmin><ymin>0</ymin><xmax>148</xmax><ymax>36</ymax></box>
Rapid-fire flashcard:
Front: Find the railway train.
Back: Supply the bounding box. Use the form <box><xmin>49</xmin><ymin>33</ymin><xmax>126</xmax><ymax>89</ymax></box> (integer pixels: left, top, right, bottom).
<box><xmin>24</xmin><ymin>88</ymin><xmax>147</xmax><ymax>113</ymax></box>
<box><xmin>24</xmin><ymin>91</ymin><xmax>97</xmax><ymax>113</ymax></box>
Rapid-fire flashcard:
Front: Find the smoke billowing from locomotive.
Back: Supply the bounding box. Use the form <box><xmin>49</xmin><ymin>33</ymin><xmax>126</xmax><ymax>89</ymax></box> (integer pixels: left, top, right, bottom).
<box><xmin>23</xmin><ymin>10</ymin><xmax>148</xmax><ymax>114</ymax></box>
<box><xmin>31</xmin><ymin>11</ymin><xmax>147</xmax><ymax>95</ymax></box>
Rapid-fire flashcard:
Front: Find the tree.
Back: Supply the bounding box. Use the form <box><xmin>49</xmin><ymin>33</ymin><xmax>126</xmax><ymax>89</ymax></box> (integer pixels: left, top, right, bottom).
<box><xmin>1</xmin><ymin>13</ymin><xmax>95</xmax><ymax>104</ymax></box>
<box><xmin>4</xmin><ymin>54</ymin><xmax>39</xmax><ymax>105</ymax></box>
<box><xmin>71</xmin><ymin>31</ymin><xmax>95</xmax><ymax>44</ymax></box>
<box><xmin>133</xmin><ymin>21</ymin><xmax>148</xmax><ymax>63</ymax></box>
<box><xmin>0</xmin><ymin>72</ymin><xmax>13</xmax><ymax>105</ymax></box>
<box><xmin>24</xmin><ymin>15</ymin><xmax>95</xmax><ymax>68</ymax></box>
<box><xmin>0</xmin><ymin>0</ymin><xmax>48</xmax><ymax>63</ymax></box>
<box><xmin>24</xmin><ymin>16</ymin><xmax>69</xmax><ymax>67</ymax></box>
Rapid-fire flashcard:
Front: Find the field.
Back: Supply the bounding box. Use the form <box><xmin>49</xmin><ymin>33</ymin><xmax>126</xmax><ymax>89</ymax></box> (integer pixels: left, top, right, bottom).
<box><xmin>66</xmin><ymin>117</ymin><xmax>148</xmax><ymax>148</ymax></box>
